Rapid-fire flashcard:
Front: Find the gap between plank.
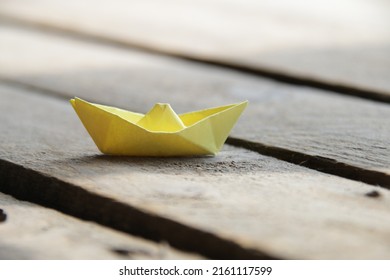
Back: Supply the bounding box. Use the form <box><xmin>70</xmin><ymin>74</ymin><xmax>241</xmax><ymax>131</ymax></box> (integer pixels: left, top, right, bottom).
<box><xmin>0</xmin><ymin>77</ymin><xmax>73</xmax><ymax>102</ymax></box>
<box><xmin>1</xmin><ymin>15</ymin><xmax>389</xmax><ymax>105</ymax></box>
<box><xmin>1</xmin><ymin>78</ymin><xmax>389</xmax><ymax>190</ymax></box>
<box><xmin>0</xmin><ymin>158</ymin><xmax>277</xmax><ymax>260</ymax></box>
<box><xmin>227</xmin><ymin>138</ymin><xmax>390</xmax><ymax>190</ymax></box>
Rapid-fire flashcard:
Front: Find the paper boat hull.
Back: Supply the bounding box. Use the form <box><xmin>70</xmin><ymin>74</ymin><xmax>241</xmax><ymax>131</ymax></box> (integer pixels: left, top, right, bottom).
<box><xmin>71</xmin><ymin>98</ymin><xmax>247</xmax><ymax>156</ymax></box>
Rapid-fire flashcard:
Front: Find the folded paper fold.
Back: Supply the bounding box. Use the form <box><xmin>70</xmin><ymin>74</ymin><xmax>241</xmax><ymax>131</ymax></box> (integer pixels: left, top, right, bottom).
<box><xmin>70</xmin><ymin>98</ymin><xmax>248</xmax><ymax>156</ymax></box>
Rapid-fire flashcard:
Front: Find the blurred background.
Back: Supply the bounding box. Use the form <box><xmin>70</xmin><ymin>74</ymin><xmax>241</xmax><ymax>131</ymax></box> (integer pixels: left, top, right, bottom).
<box><xmin>1</xmin><ymin>0</ymin><xmax>390</xmax><ymax>97</ymax></box>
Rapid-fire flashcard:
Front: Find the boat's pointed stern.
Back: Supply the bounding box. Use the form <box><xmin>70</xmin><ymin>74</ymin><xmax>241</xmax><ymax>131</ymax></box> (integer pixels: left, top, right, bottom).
<box><xmin>70</xmin><ymin>97</ymin><xmax>113</xmax><ymax>153</ymax></box>
<box><xmin>69</xmin><ymin>98</ymin><xmax>76</xmax><ymax>108</ymax></box>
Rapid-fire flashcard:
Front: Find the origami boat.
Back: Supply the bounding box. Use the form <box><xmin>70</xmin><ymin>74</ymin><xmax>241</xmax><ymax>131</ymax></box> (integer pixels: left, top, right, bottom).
<box><xmin>70</xmin><ymin>98</ymin><xmax>248</xmax><ymax>156</ymax></box>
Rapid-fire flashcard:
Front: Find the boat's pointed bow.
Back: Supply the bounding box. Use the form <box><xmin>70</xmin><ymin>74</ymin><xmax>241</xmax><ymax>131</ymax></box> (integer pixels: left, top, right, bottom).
<box><xmin>179</xmin><ymin>101</ymin><xmax>248</xmax><ymax>155</ymax></box>
<box><xmin>210</xmin><ymin>100</ymin><xmax>248</xmax><ymax>151</ymax></box>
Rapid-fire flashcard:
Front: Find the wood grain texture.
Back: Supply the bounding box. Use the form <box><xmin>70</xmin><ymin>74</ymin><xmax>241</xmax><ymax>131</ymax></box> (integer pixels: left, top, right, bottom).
<box><xmin>0</xmin><ymin>25</ymin><xmax>389</xmax><ymax>184</ymax></box>
<box><xmin>0</xmin><ymin>193</ymin><xmax>200</xmax><ymax>260</ymax></box>
<box><xmin>0</xmin><ymin>0</ymin><xmax>389</xmax><ymax>98</ymax></box>
<box><xmin>1</xmin><ymin>84</ymin><xmax>390</xmax><ymax>259</ymax></box>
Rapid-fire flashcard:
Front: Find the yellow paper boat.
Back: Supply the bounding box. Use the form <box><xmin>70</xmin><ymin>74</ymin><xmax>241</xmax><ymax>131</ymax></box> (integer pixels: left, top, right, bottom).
<box><xmin>70</xmin><ymin>98</ymin><xmax>248</xmax><ymax>156</ymax></box>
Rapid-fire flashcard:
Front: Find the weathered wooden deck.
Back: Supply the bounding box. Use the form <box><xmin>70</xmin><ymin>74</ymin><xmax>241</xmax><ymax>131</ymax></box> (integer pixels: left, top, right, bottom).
<box><xmin>0</xmin><ymin>0</ymin><xmax>389</xmax><ymax>259</ymax></box>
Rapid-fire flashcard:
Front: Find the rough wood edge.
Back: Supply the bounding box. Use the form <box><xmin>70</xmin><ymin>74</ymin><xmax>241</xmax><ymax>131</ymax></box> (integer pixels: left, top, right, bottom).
<box><xmin>0</xmin><ymin>158</ymin><xmax>279</xmax><ymax>260</ymax></box>
<box><xmin>0</xmin><ymin>15</ymin><xmax>389</xmax><ymax>104</ymax></box>
<box><xmin>227</xmin><ymin>137</ymin><xmax>390</xmax><ymax>190</ymax></box>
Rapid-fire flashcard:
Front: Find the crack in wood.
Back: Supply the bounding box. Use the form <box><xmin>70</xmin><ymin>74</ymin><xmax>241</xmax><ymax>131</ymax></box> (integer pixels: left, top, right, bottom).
<box><xmin>365</xmin><ymin>190</ymin><xmax>381</xmax><ymax>198</ymax></box>
<box><xmin>110</xmin><ymin>247</ymin><xmax>152</xmax><ymax>257</ymax></box>
<box><xmin>0</xmin><ymin>158</ymin><xmax>278</xmax><ymax>260</ymax></box>
<box><xmin>1</xmin><ymin>15</ymin><xmax>389</xmax><ymax>105</ymax></box>
<box><xmin>0</xmin><ymin>208</ymin><xmax>7</xmax><ymax>222</ymax></box>
<box><xmin>227</xmin><ymin>137</ymin><xmax>390</xmax><ymax>190</ymax></box>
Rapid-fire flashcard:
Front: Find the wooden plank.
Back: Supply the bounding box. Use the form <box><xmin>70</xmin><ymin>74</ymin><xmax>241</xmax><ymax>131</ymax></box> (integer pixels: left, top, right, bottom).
<box><xmin>1</xmin><ymin>84</ymin><xmax>390</xmax><ymax>259</ymax></box>
<box><xmin>0</xmin><ymin>25</ymin><xmax>389</xmax><ymax>187</ymax></box>
<box><xmin>0</xmin><ymin>193</ymin><xmax>200</xmax><ymax>259</ymax></box>
<box><xmin>0</xmin><ymin>0</ymin><xmax>389</xmax><ymax>100</ymax></box>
